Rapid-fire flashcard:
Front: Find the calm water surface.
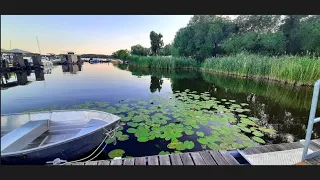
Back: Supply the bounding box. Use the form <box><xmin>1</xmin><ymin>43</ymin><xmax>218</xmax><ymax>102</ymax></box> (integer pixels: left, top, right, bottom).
<box><xmin>1</xmin><ymin>62</ymin><xmax>319</xmax><ymax>159</ymax></box>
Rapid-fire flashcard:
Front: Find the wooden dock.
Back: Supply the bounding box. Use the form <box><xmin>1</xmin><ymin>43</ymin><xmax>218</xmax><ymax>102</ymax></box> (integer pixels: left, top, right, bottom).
<box><xmin>66</xmin><ymin>139</ymin><xmax>320</xmax><ymax>166</ymax></box>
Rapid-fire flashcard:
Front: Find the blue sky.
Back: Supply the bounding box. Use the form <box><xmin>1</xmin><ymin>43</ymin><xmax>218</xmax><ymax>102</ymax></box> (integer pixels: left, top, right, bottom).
<box><xmin>1</xmin><ymin>15</ymin><xmax>193</xmax><ymax>54</ymax></box>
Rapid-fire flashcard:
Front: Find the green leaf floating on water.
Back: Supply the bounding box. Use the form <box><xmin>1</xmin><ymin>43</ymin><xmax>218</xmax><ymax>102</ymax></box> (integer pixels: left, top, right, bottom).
<box><xmin>258</xmin><ymin>127</ymin><xmax>276</xmax><ymax>134</ymax></box>
<box><xmin>105</xmin><ymin>136</ymin><xmax>116</xmax><ymax>144</ymax></box>
<box><xmin>117</xmin><ymin>134</ymin><xmax>129</xmax><ymax>141</ymax></box>
<box><xmin>208</xmin><ymin>143</ymin><xmax>220</xmax><ymax>150</ymax></box>
<box><xmin>185</xmin><ymin>129</ymin><xmax>194</xmax><ymax>135</ymax></box>
<box><xmin>108</xmin><ymin>149</ymin><xmax>125</xmax><ymax>158</ymax></box>
<box><xmin>240</xmin><ymin>118</ymin><xmax>257</xmax><ymax>126</ymax></box>
<box><xmin>252</xmin><ymin>131</ymin><xmax>264</xmax><ymax>137</ymax></box>
<box><xmin>196</xmin><ymin>132</ymin><xmax>204</xmax><ymax>137</ymax></box>
<box><xmin>239</xmin><ymin>127</ymin><xmax>251</xmax><ymax>133</ymax></box>
<box><xmin>252</xmin><ymin>136</ymin><xmax>266</xmax><ymax>144</ymax></box>
<box><xmin>115</xmin><ymin>131</ymin><xmax>123</xmax><ymax>137</ymax></box>
<box><xmin>197</xmin><ymin>137</ymin><xmax>208</xmax><ymax>145</ymax></box>
<box><xmin>127</xmin><ymin>128</ymin><xmax>137</xmax><ymax>134</ymax></box>
<box><xmin>137</xmin><ymin>136</ymin><xmax>149</xmax><ymax>142</ymax></box>
<box><xmin>159</xmin><ymin>151</ymin><xmax>170</xmax><ymax>155</ymax></box>
<box><xmin>183</xmin><ymin>141</ymin><xmax>195</xmax><ymax>150</ymax></box>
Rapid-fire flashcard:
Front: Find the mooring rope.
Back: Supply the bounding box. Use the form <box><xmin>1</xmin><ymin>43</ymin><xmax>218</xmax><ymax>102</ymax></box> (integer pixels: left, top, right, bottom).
<box><xmin>47</xmin><ymin>123</ymin><xmax>120</xmax><ymax>165</ymax></box>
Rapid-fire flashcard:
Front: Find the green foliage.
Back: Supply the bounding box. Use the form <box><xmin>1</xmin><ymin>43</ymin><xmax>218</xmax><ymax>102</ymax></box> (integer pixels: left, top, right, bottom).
<box><xmin>131</xmin><ymin>44</ymin><xmax>150</xmax><ymax>56</ymax></box>
<box><xmin>112</xmin><ymin>49</ymin><xmax>130</xmax><ymax>60</ymax></box>
<box><xmin>150</xmin><ymin>31</ymin><xmax>164</xmax><ymax>55</ymax></box>
<box><xmin>202</xmin><ymin>53</ymin><xmax>320</xmax><ymax>85</ymax></box>
<box><xmin>108</xmin><ymin>149</ymin><xmax>125</xmax><ymax>158</ymax></box>
<box><xmin>128</xmin><ymin>55</ymin><xmax>200</xmax><ymax>69</ymax></box>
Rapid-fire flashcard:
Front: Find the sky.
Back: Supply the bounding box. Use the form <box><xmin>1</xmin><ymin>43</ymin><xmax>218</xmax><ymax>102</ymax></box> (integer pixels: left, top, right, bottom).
<box><xmin>1</xmin><ymin>15</ymin><xmax>193</xmax><ymax>55</ymax></box>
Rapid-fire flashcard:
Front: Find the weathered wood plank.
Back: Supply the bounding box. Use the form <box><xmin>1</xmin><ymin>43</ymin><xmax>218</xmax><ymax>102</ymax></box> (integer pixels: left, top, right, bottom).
<box><xmin>123</xmin><ymin>158</ymin><xmax>135</xmax><ymax>165</ymax></box>
<box><xmin>219</xmin><ymin>150</ymin><xmax>240</xmax><ymax>165</ymax></box>
<box><xmin>260</xmin><ymin>145</ymin><xmax>274</xmax><ymax>152</ymax></box>
<box><xmin>254</xmin><ymin>146</ymin><xmax>268</xmax><ymax>153</ymax></box>
<box><xmin>199</xmin><ymin>151</ymin><xmax>217</xmax><ymax>165</ymax></box>
<box><xmin>135</xmin><ymin>157</ymin><xmax>146</xmax><ymax>165</ymax></box>
<box><xmin>310</xmin><ymin>141</ymin><xmax>320</xmax><ymax>151</ymax></box>
<box><xmin>268</xmin><ymin>144</ymin><xmax>283</xmax><ymax>151</ymax></box>
<box><xmin>159</xmin><ymin>155</ymin><xmax>171</xmax><ymax>165</ymax></box>
<box><xmin>180</xmin><ymin>153</ymin><xmax>194</xmax><ymax>165</ymax></box>
<box><xmin>241</xmin><ymin>149</ymin><xmax>253</xmax><ymax>155</ymax></box>
<box><xmin>276</xmin><ymin>144</ymin><xmax>290</xmax><ymax>151</ymax></box>
<box><xmin>147</xmin><ymin>156</ymin><xmax>159</xmax><ymax>165</ymax></box>
<box><xmin>170</xmin><ymin>154</ymin><xmax>183</xmax><ymax>165</ymax></box>
<box><xmin>85</xmin><ymin>161</ymin><xmax>97</xmax><ymax>165</ymax></box>
<box><xmin>190</xmin><ymin>152</ymin><xmax>206</xmax><ymax>165</ymax></box>
<box><xmin>209</xmin><ymin>151</ymin><xmax>229</xmax><ymax>165</ymax></box>
<box><xmin>110</xmin><ymin>159</ymin><xmax>122</xmax><ymax>165</ymax></box>
<box><xmin>97</xmin><ymin>160</ymin><xmax>110</xmax><ymax>165</ymax></box>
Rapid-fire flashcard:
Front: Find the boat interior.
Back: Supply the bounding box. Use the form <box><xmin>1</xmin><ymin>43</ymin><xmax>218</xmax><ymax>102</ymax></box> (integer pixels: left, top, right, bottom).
<box><xmin>1</xmin><ymin>110</ymin><xmax>119</xmax><ymax>154</ymax></box>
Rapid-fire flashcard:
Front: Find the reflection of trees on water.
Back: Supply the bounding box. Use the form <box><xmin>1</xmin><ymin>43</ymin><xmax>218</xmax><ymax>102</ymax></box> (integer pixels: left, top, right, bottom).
<box><xmin>150</xmin><ymin>76</ymin><xmax>163</xmax><ymax>93</ymax></box>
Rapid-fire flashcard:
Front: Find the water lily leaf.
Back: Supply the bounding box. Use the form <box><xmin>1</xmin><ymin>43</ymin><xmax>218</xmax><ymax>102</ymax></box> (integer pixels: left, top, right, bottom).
<box><xmin>105</xmin><ymin>136</ymin><xmax>116</xmax><ymax>144</ymax></box>
<box><xmin>229</xmin><ymin>100</ymin><xmax>236</xmax><ymax>103</ymax></box>
<box><xmin>258</xmin><ymin>127</ymin><xmax>276</xmax><ymax>134</ymax></box>
<box><xmin>137</xmin><ymin>136</ymin><xmax>149</xmax><ymax>142</ymax></box>
<box><xmin>248</xmin><ymin>117</ymin><xmax>259</xmax><ymax>121</ymax></box>
<box><xmin>252</xmin><ymin>136</ymin><xmax>265</xmax><ymax>144</ymax></box>
<box><xmin>127</xmin><ymin>128</ymin><xmax>137</xmax><ymax>134</ymax></box>
<box><xmin>159</xmin><ymin>151</ymin><xmax>170</xmax><ymax>155</ymax></box>
<box><xmin>240</xmin><ymin>103</ymin><xmax>249</xmax><ymax>106</ymax></box>
<box><xmin>239</xmin><ymin>127</ymin><xmax>251</xmax><ymax>133</ymax></box>
<box><xmin>240</xmin><ymin>118</ymin><xmax>257</xmax><ymax>126</ymax></box>
<box><xmin>197</xmin><ymin>138</ymin><xmax>208</xmax><ymax>145</ymax></box>
<box><xmin>196</xmin><ymin>131</ymin><xmax>205</xmax><ymax>137</ymax></box>
<box><xmin>183</xmin><ymin>141</ymin><xmax>195</xmax><ymax>150</ymax></box>
<box><xmin>117</xmin><ymin>134</ymin><xmax>129</xmax><ymax>141</ymax></box>
<box><xmin>174</xmin><ymin>151</ymin><xmax>182</xmax><ymax>154</ymax></box>
<box><xmin>115</xmin><ymin>131</ymin><xmax>123</xmax><ymax>137</ymax></box>
<box><xmin>221</xmin><ymin>99</ymin><xmax>227</xmax><ymax>102</ymax></box>
<box><xmin>176</xmin><ymin>143</ymin><xmax>186</xmax><ymax>151</ymax></box>
<box><xmin>252</xmin><ymin>131</ymin><xmax>264</xmax><ymax>137</ymax></box>
<box><xmin>201</xmin><ymin>144</ymin><xmax>207</xmax><ymax>149</ymax></box>
<box><xmin>185</xmin><ymin>129</ymin><xmax>194</xmax><ymax>135</ymax></box>
<box><xmin>208</xmin><ymin>143</ymin><xmax>220</xmax><ymax>150</ymax></box>
<box><xmin>108</xmin><ymin>149</ymin><xmax>125</xmax><ymax>158</ymax></box>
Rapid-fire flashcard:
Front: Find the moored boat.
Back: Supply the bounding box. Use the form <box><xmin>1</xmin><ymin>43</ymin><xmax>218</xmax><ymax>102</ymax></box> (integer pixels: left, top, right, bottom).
<box><xmin>1</xmin><ymin>110</ymin><xmax>120</xmax><ymax>165</ymax></box>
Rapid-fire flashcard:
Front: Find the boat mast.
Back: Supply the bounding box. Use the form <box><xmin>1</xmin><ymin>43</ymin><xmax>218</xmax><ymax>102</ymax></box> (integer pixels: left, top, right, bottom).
<box><xmin>36</xmin><ymin>36</ymin><xmax>41</xmax><ymax>54</ymax></box>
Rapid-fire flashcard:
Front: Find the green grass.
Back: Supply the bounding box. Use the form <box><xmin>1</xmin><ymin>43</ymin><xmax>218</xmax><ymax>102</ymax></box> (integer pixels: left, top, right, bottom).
<box><xmin>201</xmin><ymin>53</ymin><xmax>320</xmax><ymax>86</ymax></box>
<box><xmin>128</xmin><ymin>55</ymin><xmax>200</xmax><ymax>69</ymax></box>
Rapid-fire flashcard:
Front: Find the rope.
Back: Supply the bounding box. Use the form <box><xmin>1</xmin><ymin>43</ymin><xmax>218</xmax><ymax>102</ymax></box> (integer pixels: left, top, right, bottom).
<box><xmin>47</xmin><ymin>123</ymin><xmax>120</xmax><ymax>165</ymax></box>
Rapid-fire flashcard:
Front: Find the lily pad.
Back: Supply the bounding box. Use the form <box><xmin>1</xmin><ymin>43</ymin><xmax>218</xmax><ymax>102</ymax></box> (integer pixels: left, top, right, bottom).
<box><xmin>159</xmin><ymin>151</ymin><xmax>170</xmax><ymax>155</ymax></box>
<box><xmin>208</xmin><ymin>143</ymin><xmax>220</xmax><ymax>150</ymax></box>
<box><xmin>127</xmin><ymin>128</ymin><xmax>137</xmax><ymax>134</ymax></box>
<box><xmin>183</xmin><ymin>141</ymin><xmax>195</xmax><ymax>150</ymax></box>
<box><xmin>108</xmin><ymin>149</ymin><xmax>125</xmax><ymax>158</ymax></box>
<box><xmin>252</xmin><ymin>136</ymin><xmax>266</xmax><ymax>144</ymax></box>
<box><xmin>185</xmin><ymin>129</ymin><xmax>194</xmax><ymax>135</ymax></box>
<box><xmin>196</xmin><ymin>132</ymin><xmax>204</xmax><ymax>137</ymax></box>
<box><xmin>117</xmin><ymin>134</ymin><xmax>129</xmax><ymax>141</ymax></box>
<box><xmin>252</xmin><ymin>131</ymin><xmax>264</xmax><ymax>137</ymax></box>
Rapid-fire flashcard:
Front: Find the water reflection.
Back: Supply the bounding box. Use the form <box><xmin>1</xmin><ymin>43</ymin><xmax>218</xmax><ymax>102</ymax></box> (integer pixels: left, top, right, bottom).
<box><xmin>61</xmin><ymin>64</ymin><xmax>82</xmax><ymax>74</ymax></box>
<box><xmin>150</xmin><ymin>76</ymin><xmax>163</xmax><ymax>93</ymax></box>
<box><xmin>1</xmin><ymin>67</ymin><xmax>53</xmax><ymax>90</ymax></box>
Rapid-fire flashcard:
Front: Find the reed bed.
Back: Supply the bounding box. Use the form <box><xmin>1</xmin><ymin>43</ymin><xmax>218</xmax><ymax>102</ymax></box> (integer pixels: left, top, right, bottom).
<box><xmin>201</xmin><ymin>53</ymin><xmax>320</xmax><ymax>86</ymax></box>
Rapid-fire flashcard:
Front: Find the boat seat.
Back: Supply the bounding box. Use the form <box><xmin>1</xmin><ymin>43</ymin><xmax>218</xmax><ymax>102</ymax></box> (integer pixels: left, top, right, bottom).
<box><xmin>75</xmin><ymin>119</ymin><xmax>108</xmax><ymax>137</ymax></box>
<box><xmin>1</xmin><ymin>120</ymin><xmax>49</xmax><ymax>153</ymax></box>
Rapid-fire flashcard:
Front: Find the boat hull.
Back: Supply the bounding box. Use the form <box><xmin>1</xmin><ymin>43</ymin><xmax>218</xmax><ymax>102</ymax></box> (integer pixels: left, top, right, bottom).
<box><xmin>1</xmin><ymin>121</ymin><xmax>118</xmax><ymax>165</ymax></box>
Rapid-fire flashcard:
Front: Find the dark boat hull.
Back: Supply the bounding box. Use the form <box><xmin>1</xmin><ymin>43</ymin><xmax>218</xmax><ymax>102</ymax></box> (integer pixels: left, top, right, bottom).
<box><xmin>1</xmin><ymin>122</ymin><xmax>118</xmax><ymax>165</ymax></box>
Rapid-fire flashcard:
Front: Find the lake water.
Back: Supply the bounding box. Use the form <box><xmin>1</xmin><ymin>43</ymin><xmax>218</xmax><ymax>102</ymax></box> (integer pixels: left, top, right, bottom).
<box><xmin>1</xmin><ymin>62</ymin><xmax>319</xmax><ymax>159</ymax></box>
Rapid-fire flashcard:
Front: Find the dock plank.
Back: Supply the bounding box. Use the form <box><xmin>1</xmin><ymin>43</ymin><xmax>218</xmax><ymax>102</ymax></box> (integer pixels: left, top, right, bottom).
<box><xmin>170</xmin><ymin>154</ymin><xmax>183</xmax><ymax>165</ymax></box>
<box><xmin>199</xmin><ymin>151</ymin><xmax>217</xmax><ymax>165</ymax></box>
<box><xmin>190</xmin><ymin>152</ymin><xmax>206</xmax><ymax>165</ymax></box>
<box><xmin>219</xmin><ymin>150</ymin><xmax>240</xmax><ymax>165</ymax></box>
<box><xmin>180</xmin><ymin>153</ymin><xmax>194</xmax><ymax>165</ymax></box>
<box><xmin>97</xmin><ymin>160</ymin><xmax>110</xmax><ymax>165</ymax></box>
<box><xmin>147</xmin><ymin>156</ymin><xmax>159</xmax><ymax>165</ymax></box>
<box><xmin>72</xmin><ymin>162</ymin><xmax>85</xmax><ymax>165</ymax></box>
<box><xmin>209</xmin><ymin>151</ymin><xmax>228</xmax><ymax>165</ymax></box>
<box><xmin>159</xmin><ymin>155</ymin><xmax>171</xmax><ymax>165</ymax></box>
<box><xmin>110</xmin><ymin>159</ymin><xmax>122</xmax><ymax>165</ymax></box>
<box><xmin>123</xmin><ymin>158</ymin><xmax>135</xmax><ymax>165</ymax></box>
<box><xmin>85</xmin><ymin>161</ymin><xmax>97</xmax><ymax>165</ymax></box>
<box><xmin>135</xmin><ymin>157</ymin><xmax>146</xmax><ymax>165</ymax></box>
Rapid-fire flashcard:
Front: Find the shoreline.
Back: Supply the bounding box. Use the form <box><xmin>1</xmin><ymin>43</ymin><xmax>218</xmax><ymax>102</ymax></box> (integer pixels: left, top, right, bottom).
<box><xmin>128</xmin><ymin>63</ymin><xmax>315</xmax><ymax>87</ymax></box>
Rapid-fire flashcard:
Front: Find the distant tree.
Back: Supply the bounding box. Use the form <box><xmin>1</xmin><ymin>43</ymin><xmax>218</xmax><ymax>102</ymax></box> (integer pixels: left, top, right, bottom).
<box><xmin>112</xmin><ymin>49</ymin><xmax>130</xmax><ymax>60</ymax></box>
<box><xmin>150</xmin><ymin>31</ymin><xmax>164</xmax><ymax>55</ymax></box>
<box><xmin>131</xmin><ymin>44</ymin><xmax>150</xmax><ymax>56</ymax></box>
<box><xmin>159</xmin><ymin>44</ymin><xmax>173</xmax><ymax>56</ymax></box>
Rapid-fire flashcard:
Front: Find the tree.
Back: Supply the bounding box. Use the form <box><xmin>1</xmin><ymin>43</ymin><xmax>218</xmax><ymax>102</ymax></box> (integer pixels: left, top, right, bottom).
<box><xmin>159</xmin><ymin>44</ymin><xmax>172</xmax><ymax>56</ymax></box>
<box><xmin>235</xmin><ymin>15</ymin><xmax>282</xmax><ymax>33</ymax></box>
<box><xmin>131</xmin><ymin>44</ymin><xmax>150</xmax><ymax>56</ymax></box>
<box><xmin>150</xmin><ymin>31</ymin><xmax>164</xmax><ymax>55</ymax></box>
<box><xmin>112</xmin><ymin>49</ymin><xmax>130</xmax><ymax>60</ymax></box>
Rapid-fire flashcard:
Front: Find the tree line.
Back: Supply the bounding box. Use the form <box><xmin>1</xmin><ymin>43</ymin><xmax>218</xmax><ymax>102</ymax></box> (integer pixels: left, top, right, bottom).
<box><xmin>112</xmin><ymin>15</ymin><xmax>320</xmax><ymax>61</ymax></box>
